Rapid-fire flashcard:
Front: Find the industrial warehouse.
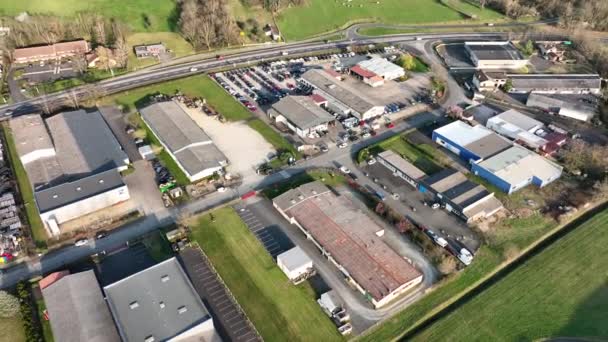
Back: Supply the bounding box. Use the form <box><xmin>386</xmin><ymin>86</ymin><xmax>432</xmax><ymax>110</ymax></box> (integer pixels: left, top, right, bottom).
<box><xmin>268</xmin><ymin>95</ymin><xmax>335</xmax><ymax>138</ymax></box>
<box><xmin>464</xmin><ymin>41</ymin><xmax>528</xmax><ymax>70</ymax></box>
<box><xmin>139</xmin><ymin>101</ymin><xmax>228</xmax><ymax>182</ymax></box>
<box><xmin>376</xmin><ymin>150</ymin><xmax>503</xmax><ymax>222</ymax></box>
<box><xmin>10</xmin><ymin>110</ymin><xmax>130</xmax><ymax>236</ymax></box>
<box><xmin>302</xmin><ymin>69</ymin><xmax>386</xmax><ymax>120</ymax></box>
<box><xmin>273</xmin><ymin>181</ymin><xmax>423</xmax><ymax>308</ymax></box>
<box><xmin>433</xmin><ymin>120</ymin><xmax>562</xmax><ymax>194</ymax></box>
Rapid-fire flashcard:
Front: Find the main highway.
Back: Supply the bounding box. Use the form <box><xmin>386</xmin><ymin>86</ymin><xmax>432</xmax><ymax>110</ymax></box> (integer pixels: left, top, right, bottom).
<box><xmin>0</xmin><ymin>21</ymin><xmax>566</xmax><ymax>117</ymax></box>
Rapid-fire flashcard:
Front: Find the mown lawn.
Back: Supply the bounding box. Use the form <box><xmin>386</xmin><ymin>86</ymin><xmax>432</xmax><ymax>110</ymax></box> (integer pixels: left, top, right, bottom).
<box><xmin>190</xmin><ymin>207</ymin><xmax>341</xmax><ymax>342</ymax></box>
<box><xmin>0</xmin><ymin>316</ymin><xmax>25</xmax><ymax>342</ymax></box>
<box><xmin>126</xmin><ymin>32</ymin><xmax>194</xmax><ymax>70</ymax></box>
<box><xmin>2</xmin><ymin>124</ymin><xmax>47</xmax><ymax>248</ymax></box>
<box><xmin>108</xmin><ymin>75</ymin><xmax>252</xmax><ymax>122</ymax></box>
<box><xmin>0</xmin><ymin>1</ymin><xmax>178</xmax><ymax>32</ymax></box>
<box><xmin>276</xmin><ymin>0</ymin><xmax>503</xmax><ymax>40</ymax></box>
<box><xmin>411</xmin><ymin>208</ymin><xmax>608</xmax><ymax>341</ymax></box>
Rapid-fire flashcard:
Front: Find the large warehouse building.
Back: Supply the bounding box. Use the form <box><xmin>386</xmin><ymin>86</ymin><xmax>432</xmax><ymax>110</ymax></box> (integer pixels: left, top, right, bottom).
<box><xmin>526</xmin><ymin>93</ymin><xmax>597</xmax><ymax>122</ymax></box>
<box><xmin>464</xmin><ymin>41</ymin><xmax>528</xmax><ymax>70</ymax></box>
<box><xmin>432</xmin><ymin>121</ymin><xmax>512</xmax><ymax>164</ymax></box>
<box><xmin>273</xmin><ymin>182</ymin><xmax>423</xmax><ymax>308</ymax></box>
<box><xmin>471</xmin><ymin>144</ymin><xmax>563</xmax><ymax>194</ymax></box>
<box><xmin>139</xmin><ymin>101</ymin><xmax>228</xmax><ymax>182</ymax></box>
<box><xmin>268</xmin><ymin>95</ymin><xmax>334</xmax><ymax>138</ymax></box>
<box><xmin>10</xmin><ymin>110</ymin><xmax>130</xmax><ymax>236</ymax></box>
<box><xmin>302</xmin><ymin>69</ymin><xmax>385</xmax><ymax>120</ymax></box>
<box><xmin>104</xmin><ymin>258</ymin><xmax>221</xmax><ymax>342</ymax></box>
<box><xmin>508</xmin><ymin>74</ymin><xmax>602</xmax><ymax>95</ymax></box>
<box><xmin>356</xmin><ymin>57</ymin><xmax>405</xmax><ymax>81</ymax></box>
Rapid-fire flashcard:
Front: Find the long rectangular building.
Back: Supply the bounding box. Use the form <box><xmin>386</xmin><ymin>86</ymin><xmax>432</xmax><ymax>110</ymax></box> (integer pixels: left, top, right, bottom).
<box><xmin>273</xmin><ymin>182</ymin><xmax>423</xmax><ymax>308</ymax></box>
<box><xmin>268</xmin><ymin>95</ymin><xmax>334</xmax><ymax>138</ymax></box>
<box><xmin>302</xmin><ymin>69</ymin><xmax>385</xmax><ymax>120</ymax></box>
<box><xmin>464</xmin><ymin>41</ymin><xmax>528</xmax><ymax>70</ymax></box>
<box><xmin>509</xmin><ymin>74</ymin><xmax>601</xmax><ymax>95</ymax></box>
<box><xmin>139</xmin><ymin>101</ymin><xmax>227</xmax><ymax>182</ymax></box>
<box><xmin>13</xmin><ymin>40</ymin><xmax>90</xmax><ymax>64</ymax></box>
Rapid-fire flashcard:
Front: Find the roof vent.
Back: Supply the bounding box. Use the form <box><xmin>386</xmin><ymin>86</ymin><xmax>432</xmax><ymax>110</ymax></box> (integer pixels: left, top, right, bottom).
<box><xmin>99</xmin><ymin>179</ymin><xmax>104</xmax><ymax>184</ymax></box>
<box><xmin>177</xmin><ymin>306</ymin><xmax>188</xmax><ymax>314</ymax></box>
<box><xmin>52</xmin><ymin>194</ymin><xmax>58</xmax><ymax>199</ymax></box>
<box><xmin>161</xmin><ymin>275</ymin><xmax>170</xmax><ymax>283</ymax></box>
<box><xmin>312</xmin><ymin>190</ymin><xmax>317</xmax><ymax>195</ymax></box>
<box><xmin>76</xmin><ymin>187</ymin><xmax>82</xmax><ymax>191</ymax></box>
<box><xmin>298</xmin><ymin>195</ymin><xmax>304</xmax><ymax>200</ymax></box>
<box><xmin>159</xmin><ymin>301</ymin><xmax>165</xmax><ymax>309</ymax></box>
<box><xmin>145</xmin><ymin>336</ymin><xmax>155</xmax><ymax>342</ymax></box>
<box><xmin>290</xmin><ymin>199</ymin><xmax>296</xmax><ymax>204</ymax></box>
<box><xmin>129</xmin><ymin>301</ymin><xmax>139</xmax><ymax>309</ymax></box>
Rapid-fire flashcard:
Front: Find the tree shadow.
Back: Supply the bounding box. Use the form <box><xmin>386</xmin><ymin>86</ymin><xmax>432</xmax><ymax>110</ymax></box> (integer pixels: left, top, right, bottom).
<box><xmin>553</xmin><ymin>284</ymin><xmax>608</xmax><ymax>340</ymax></box>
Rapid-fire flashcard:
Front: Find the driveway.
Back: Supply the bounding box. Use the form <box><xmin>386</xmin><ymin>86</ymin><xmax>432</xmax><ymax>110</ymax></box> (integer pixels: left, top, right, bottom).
<box><xmin>99</xmin><ymin>106</ymin><xmax>142</xmax><ymax>162</ymax></box>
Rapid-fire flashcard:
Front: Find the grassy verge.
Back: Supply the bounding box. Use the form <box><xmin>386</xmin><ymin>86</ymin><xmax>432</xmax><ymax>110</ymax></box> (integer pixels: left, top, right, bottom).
<box><xmin>2</xmin><ymin>124</ymin><xmax>47</xmax><ymax>248</ymax></box>
<box><xmin>190</xmin><ymin>207</ymin><xmax>342</xmax><ymax>342</ymax></box>
<box><xmin>0</xmin><ymin>316</ymin><xmax>25</xmax><ymax>342</ymax></box>
<box><xmin>247</xmin><ymin>119</ymin><xmax>300</xmax><ymax>158</ymax></box>
<box><xmin>107</xmin><ymin>74</ymin><xmax>252</xmax><ymax>121</ymax></box>
<box><xmin>358</xmin><ymin>24</ymin><xmax>526</xmax><ymax>37</ymax></box>
<box><xmin>263</xmin><ymin>169</ymin><xmax>347</xmax><ymax>199</ymax></box>
<box><xmin>411</xmin><ymin>207</ymin><xmax>608</xmax><ymax>341</ymax></box>
<box><xmin>34</xmin><ymin>299</ymin><xmax>53</xmax><ymax>342</ymax></box>
<box><xmin>141</xmin><ymin>230</ymin><xmax>173</xmax><ymax>262</ymax></box>
<box><xmin>358</xmin><ymin>134</ymin><xmax>444</xmax><ymax>174</ymax></box>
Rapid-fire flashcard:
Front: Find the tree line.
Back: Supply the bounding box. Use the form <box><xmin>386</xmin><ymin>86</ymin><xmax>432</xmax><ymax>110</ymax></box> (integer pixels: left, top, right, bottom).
<box><xmin>484</xmin><ymin>0</ymin><xmax>608</xmax><ymax>31</ymax></box>
<box><xmin>240</xmin><ymin>0</ymin><xmax>307</xmax><ymax>12</ymax></box>
<box><xmin>177</xmin><ymin>0</ymin><xmax>241</xmax><ymax>50</ymax></box>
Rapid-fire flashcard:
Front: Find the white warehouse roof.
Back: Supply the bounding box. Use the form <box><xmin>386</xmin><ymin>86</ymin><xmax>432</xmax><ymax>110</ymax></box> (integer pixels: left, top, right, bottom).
<box><xmin>486</xmin><ymin>110</ymin><xmax>547</xmax><ymax>148</ymax></box>
<box><xmin>357</xmin><ymin>57</ymin><xmax>404</xmax><ymax>79</ymax></box>
<box><xmin>433</xmin><ymin>120</ymin><xmax>493</xmax><ymax>147</ymax></box>
<box><xmin>477</xmin><ymin>145</ymin><xmax>562</xmax><ymax>186</ymax></box>
<box><xmin>277</xmin><ymin>246</ymin><xmax>313</xmax><ymax>273</ymax></box>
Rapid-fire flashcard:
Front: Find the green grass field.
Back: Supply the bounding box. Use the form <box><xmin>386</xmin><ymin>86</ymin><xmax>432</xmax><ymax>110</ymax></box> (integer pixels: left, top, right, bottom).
<box><xmin>276</xmin><ymin>0</ymin><xmax>503</xmax><ymax>40</ymax></box>
<box><xmin>190</xmin><ymin>207</ymin><xmax>342</xmax><ymax>342</ymax></box>
<box><xmin>2</xmin><ymin>125</ymin><xmax>47</xmax><ymax>248</ymax></box>
<box><xmin>411</xmin><ymin>208</ymin><xmax>608</xmax><ymax>341</ymax></box>
<box><xmin>126</xmin><ymin>32</ymin><xmax>194</xmax><ymax>70</ymax></box>
<box><xmin>0</xmin><ymin>316</ymin><xmax>25</xmax><ymax>342</ymax></box>
<box><xmin>109</xmin><ymin>75</ymin><xmax>252</xmax><ymax>121</ymax></box>
<box><xmin>0</xmin><ymin>1</ymin><xmax>177</xmax><ymax>32</ymax></box>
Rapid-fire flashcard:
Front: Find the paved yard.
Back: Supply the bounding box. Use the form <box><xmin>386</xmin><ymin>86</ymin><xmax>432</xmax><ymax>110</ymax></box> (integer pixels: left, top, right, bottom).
<box><xmin>99</xmin><ymin>106</ymin><xmax>142</xmax><ymax>162</ymax></box>
<box><xmin>123</xmin><ymin>160</ymin><xmax>167</xmax><ymax>216</ymax></box>
<box><xmin>179</xmin><ymin>103</ymin><xmax>274</xmax><ymax>182</ymax></box>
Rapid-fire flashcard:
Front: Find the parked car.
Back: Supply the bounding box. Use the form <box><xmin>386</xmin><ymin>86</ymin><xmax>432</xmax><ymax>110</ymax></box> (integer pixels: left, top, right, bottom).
<box><xmin>391</xmin><ymin>192</ymin><xmax>400</xmax><ymax>200</ymax></box>
<box><xmin>338</xmin><ymin>323</ymin><xmax>353</xmax><ymax>335</ymax></box>
<box><xmin>339</xmin><ymin>166</ymin><xmax>351</xmax><ymax>174</ymax></box>
<box><xmin>337</xmin><ymin>142</ymin><xmax>348</xmax><ymax>149</ymax></box>
<box><xmin>333</xmin><ymin>311</ymin><xmax>350</xmax><ymax>323</ymax></box>
<box><xmin>367</xmin><ymin>158</ymin><xmax>377</xmax><ymax>165</ymax></box>
<box><xmin>95</xmin><ymin>232</ymin><xmax>107</xmax><ymax>240</ymax></box>
<box><xmin>217</xmin><ymin>186</ymin><xmax>227</xmax><ymax>193</ymax></box>
<box><xmin>458</xmin><ymin>248</ymin><xmax>473</xmax><ymax>265</ymax></box>
<box><xmin>74</xmin><ymin>238</ymin><xmax>89</xmax><ymax>247</ymax></box>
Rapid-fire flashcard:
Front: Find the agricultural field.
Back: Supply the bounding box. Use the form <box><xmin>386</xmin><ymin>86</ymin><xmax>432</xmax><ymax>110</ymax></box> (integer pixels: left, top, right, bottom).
<box><xmin>276</xmin><ymin>0</ymin><xmax>503</xmax><ymax>40</ymax></box>
<box><xmin>190</xmin><ymin>207</ymin><xmax>342</xmax><ymax>342</ymax></box>
<box><xmin>411</xmin><ymin>207</ymin><xmax>608</xmax><ymax>341</ymax></box>
<box><xmin>0</xmin><ymin>0</ymin><xmax>177</xmax><ymax>32</ymax></box>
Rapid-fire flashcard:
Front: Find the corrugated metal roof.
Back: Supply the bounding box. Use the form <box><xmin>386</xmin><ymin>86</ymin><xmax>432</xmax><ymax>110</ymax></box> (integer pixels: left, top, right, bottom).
<box><xmin>271</xmin><ymin>95</ymin><xmax>334</xmax><ymax>130</ymax></box>
<box><xmin>434</xmin><ymin>121</ymin><xmax>493</xmax><ymax>147</ymax></box>
<box><xmin>277</xmin><ymin>246</ymin><xmax>312</xmax><ymax>271</ymax></box>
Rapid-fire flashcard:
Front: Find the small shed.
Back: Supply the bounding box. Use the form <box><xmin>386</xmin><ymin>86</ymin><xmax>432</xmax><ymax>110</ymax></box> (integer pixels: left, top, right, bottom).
<box><xmin>276</xmin><ymin>246</ymin><xmax>313</xmax><ymax>284</ymax></box>
<box><xmin>138</xmin><ymin>145</ymin><xmax>155</xmax><ymax>160</ymax></box>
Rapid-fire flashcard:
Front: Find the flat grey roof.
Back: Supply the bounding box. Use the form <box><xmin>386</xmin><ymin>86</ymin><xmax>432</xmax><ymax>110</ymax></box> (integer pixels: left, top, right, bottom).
<box><xmin>104</xmin><ymin>257</ymin><xmax>212</xmax><ymax>342</ymax></box>
<box><xmin>302</xmin><ymin>69</ymin><xmax>380</xmax><ymax>115</ymax></box>
<box><xmin>42</xmin><ymin>270</ymin><xmax>120</xmax><ymax>342</ymax></box>
<box><xmin>526</xmin><ymin>93</ymin><xmax>596</xmax><ymax>117</ymax></box>
<box><xmin>377</xmin><ymin>150</ymin><xmax>426</xmax><ymax>180</ymax></box>
<box><xmin>463</xmin><ymin>133</ymin><xmax>513</xmax><ymax>160</ymax></box>
<box><xmin>495</xmin><ymin>109</ymin><xmax>543</xmax><ymax>132</ymax></box>
<box><xmin>9</xmin><ymin>115</ymin><xmax>64</xmax><ymax>188</ymax></box>
<box><xmin>139</xmin><ymin>101</ymin><xmax>227</xmax><ymax>178</ymax></box>
<box><xmin>34</xmin><ymin>169</ymin><xmax>125</xmax><ymax>213</ymax></box>
<box><xmin>46</xmin><ymin>109</ymin><xmax>128</xmax><ymax>176</ymax></box>
<box><xmin>508</xmin><ymin>74</ymin><xmax>601</xmax><ymax>91</ymax></box>
<box><xmin>423</xmin><ymin>169</ymin><xmax>493</xmax><ymax>210</ymax></box>
<box><xmin>465</xmin><ymin>42</ymin><xmax>524</xmax><ymax>61</ymax></box>
<box><xmin>275</xmin><ymin>182</ymin><xmax>422</xmax><ymax>302</ymax></box>
<box><xmin>273</xmin><ymin>181</ymin><xmax>331</xmax><ymax>212</ymax></box>
<box><xmin>271</xmin><ymin>96</ymin><xmax>334</xmax><ymax>130</ymax></box>
<box><xmin>277</xmin><ymin>246</ymin><xmax>312</xmax><ymax>271</ymax></box>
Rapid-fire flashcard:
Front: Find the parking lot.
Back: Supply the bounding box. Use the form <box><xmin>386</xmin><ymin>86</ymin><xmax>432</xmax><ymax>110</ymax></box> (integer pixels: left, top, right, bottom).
<box><xmin>14</xmin><ymin>58</ymin><xmax>79</xmax><ymax>83</ymax></box>
<box><xmin>180</xmin><ymin>247</ymin><xmax>261</xmax><ymax>342</ymax></box>
<box><xmin>233</xmin><ymin>202</ymin><xmax>294</xmax><ymax>259</ymax></box>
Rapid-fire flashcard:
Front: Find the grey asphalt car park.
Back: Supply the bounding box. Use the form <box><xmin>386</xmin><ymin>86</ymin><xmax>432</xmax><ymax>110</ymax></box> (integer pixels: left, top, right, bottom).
<box><xmin>360</xmin><ymin>163</ymin><xmax>480</xmax><ymax>252</ymax></box>
<box><xmin>233</xmin><ymin>203</ymin><xmax>294</xmax><ymax>259</ymax></box>
<box><xmin>17</xmin><ymin>60</ymin><xmax>78</xmax><ymax>83</ymax></box>
<box><xmin>180</xmin><ymin>247</ymin><xmax>261</xmax><ymax>342</ymax></box>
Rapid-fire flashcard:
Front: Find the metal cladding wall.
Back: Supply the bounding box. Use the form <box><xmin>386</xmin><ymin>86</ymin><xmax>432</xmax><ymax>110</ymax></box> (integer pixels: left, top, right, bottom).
<box><xmin>432</xmin><ymin>131</ymin><xmax>481</xmax><ymax>164</ymax></box>
<box><xmin>40</xmin><ymin>185</ymin><xmax>130</xmax><ymax>230</ymax></box>
<box><xmin>471</xmin><ymin>163</ymin><xmax>513</xmax><ymax>194</ymax></box>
